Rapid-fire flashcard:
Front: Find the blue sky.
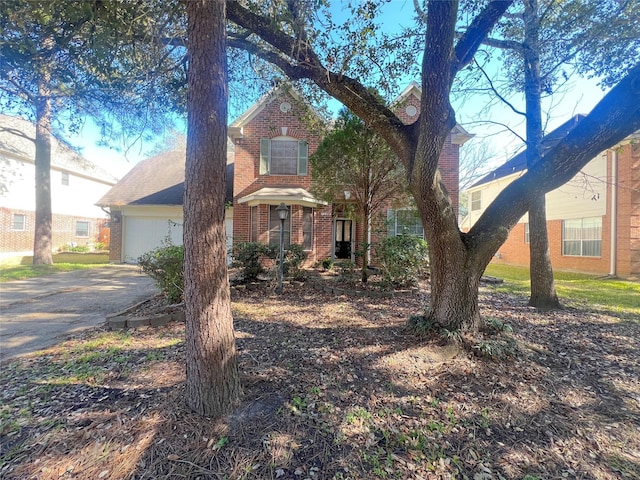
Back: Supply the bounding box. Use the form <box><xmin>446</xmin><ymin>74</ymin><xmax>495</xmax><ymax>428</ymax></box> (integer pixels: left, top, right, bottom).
<box><xmin>68</xmin><ymin>1</ymin><xmax>611</xmax><ymax>179</ymax></box>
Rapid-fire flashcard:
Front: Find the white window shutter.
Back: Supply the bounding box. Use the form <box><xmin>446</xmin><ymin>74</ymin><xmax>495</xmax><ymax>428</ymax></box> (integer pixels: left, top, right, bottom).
<box><xmin>260</xmin><ymin>138</ymin><xmax>270</xmax><ymax>174</ymax></box>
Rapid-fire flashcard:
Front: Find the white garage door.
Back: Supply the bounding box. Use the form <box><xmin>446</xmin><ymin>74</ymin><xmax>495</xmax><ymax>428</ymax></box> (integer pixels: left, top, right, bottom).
<box><xmin>123</xmin><ymin>217</ymin><xmax>183</xmax><ymax>264</ymax></box>
<box><xmin>123</xmin><ymin>216</ymin><xmax>234</xmax><ymax>265</ymax></box>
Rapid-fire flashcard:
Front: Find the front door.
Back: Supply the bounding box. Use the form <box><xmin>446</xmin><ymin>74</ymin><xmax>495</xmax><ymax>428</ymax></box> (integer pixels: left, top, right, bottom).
<box><xmin>334</xmin><ymin>219</ymin><xmax>352</xmax><ymax>259</ymax></box>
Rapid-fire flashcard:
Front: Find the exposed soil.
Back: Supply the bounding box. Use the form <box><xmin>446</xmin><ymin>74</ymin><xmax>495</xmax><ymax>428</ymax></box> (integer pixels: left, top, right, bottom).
<box><xmin>1</xmin><ymin>280</ymin><xmax>638</xmax><ymax>479</ymax></box>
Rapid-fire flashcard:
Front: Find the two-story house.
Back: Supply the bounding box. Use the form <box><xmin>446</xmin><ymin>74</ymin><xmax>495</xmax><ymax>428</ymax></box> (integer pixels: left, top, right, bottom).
<box><xmin>100</xmin><ymin>84</ymin><xmax>471</xmax><ymax>265</ymax></box>
<box><xmin>0</xmin><ymin>115</ymin><xmax>117</xmax><ymax>258</ymax></box>
<box><xmin>461</xmin><ymin>116</ymin><xmax>639</xmax><ymax>278</ymax></box>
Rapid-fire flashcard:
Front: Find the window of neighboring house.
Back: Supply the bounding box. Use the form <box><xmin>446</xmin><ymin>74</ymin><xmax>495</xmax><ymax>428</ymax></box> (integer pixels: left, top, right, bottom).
<box><xmin>76</xmin><ymin>221</ymin><xmax>89</xmax><ymax>237</ymax></box>
<box><xmin>260</xmin><ymin>137</ymin><xmax>308</xmax><ymax>175</ymax></box>
<box><xmin>268</xmin><ymin>204</ymin><xmax>291</xmax><ymax>247</ymax></box>
<box><xmin>524</xmin><ymin>223</ymin><xmax>530</xmax><ymax>244</ymax></box>
<box><xmin>61</xmin><ymin>172</ymin><xmax>70</xmax><ymax>186</ymax></box>
<box><xmin>470</xmin><ymin>191</ymin><xmax>481</xmax><ymax>211</ymax></box>
<box><xmin>302</xmin><ymin>207</ymin><xmax>313</xmax><ymax>250</ymax></box>
<box><xmin>562</xmin><ymin>217</ymin><xmax>602</xmax><ymax>257</ymax></box>
<box><xmin>12</xmin><ymin>214</ymin><xmax>26</xmax><ymax>230</ymax></box>
<box><xmin>250</xmin><ymin>205</ymin><xmax>259</xmax><ymax>242</ymax></box>
<box><xmin>388</xmin><ymin>209</ymin><xmax>424</xmax><ymax>237</ymax></box>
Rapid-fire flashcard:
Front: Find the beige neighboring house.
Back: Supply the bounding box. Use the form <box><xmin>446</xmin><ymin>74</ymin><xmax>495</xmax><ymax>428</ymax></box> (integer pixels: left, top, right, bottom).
<box><xmin>0</xmin><ymin>115</ymin><xmax>117</xmax><ymax>258</ymax></box>
<box><xmin>461</xmin><ymin>115</ymin><xmax>640</xmax><ymax>278</ymax></box>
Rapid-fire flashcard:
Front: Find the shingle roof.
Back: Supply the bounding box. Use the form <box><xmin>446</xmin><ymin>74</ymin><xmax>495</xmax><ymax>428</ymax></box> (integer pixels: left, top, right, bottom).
<box><xmin>470</xmin><ymin>114</ymin><xmax>586</xmax><ymax>188</ymax></box>
<box><xmin>0</xmin><ymin>115</ymin><xmax>118</xmax><ymax>184</ymax></box>
<box><xmin>96</xmin><ymin>149</ymin><xmax>233</xmax><ymax>207</ymax></box>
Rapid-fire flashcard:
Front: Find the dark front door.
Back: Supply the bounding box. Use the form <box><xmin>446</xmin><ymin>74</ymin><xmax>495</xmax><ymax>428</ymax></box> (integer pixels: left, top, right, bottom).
<box><xmin>335</xmin><ymin>219</ymin><xmax>352</xmax><ymax>259</ymax></box>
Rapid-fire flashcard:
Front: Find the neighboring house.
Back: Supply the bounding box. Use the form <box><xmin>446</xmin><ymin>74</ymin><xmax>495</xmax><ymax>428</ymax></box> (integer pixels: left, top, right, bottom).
<box><xmin>100</xmin><ymin>84</ymin><xmax>471</xmax><ymax>265</ymax></box>
<box><xmin>96</xmin><ymin>150</ymin><xmax>234</xmax><ymax>264</ymax></box>
<box><xmin>0</xmin><ymin>115</ymin><xmax>117</xmax><ymax>258</ymax></box>
<box><xmin>460</xmin><ymin>115</ymin><xmax>639</xmax><ymax>278</ymax></box>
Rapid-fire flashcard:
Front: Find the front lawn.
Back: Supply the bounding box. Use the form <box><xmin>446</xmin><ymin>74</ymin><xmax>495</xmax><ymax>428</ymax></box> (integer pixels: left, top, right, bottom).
<box><xmin>485</xmin><ymin>264</ymin><xmax>639</xmax><ymax>316</ymax></box>
<box><xmin>0</xmin><ymin>253</ymin><xmax>110</xmax><ymax>282</ymax></box>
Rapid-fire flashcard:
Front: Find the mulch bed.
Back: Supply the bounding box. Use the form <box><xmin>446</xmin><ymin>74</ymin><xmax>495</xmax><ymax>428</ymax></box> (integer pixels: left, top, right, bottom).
<box><xmin>1</xmin><ymin>280</ymin><xmax>638</xmax><ymax>479</ymax></box>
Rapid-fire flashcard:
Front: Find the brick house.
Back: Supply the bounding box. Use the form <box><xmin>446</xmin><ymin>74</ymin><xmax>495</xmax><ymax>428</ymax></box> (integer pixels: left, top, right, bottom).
<box><xmin>0</xmin><ymin>115</ymin><xmax>117</xmax><ymax>258</ymax></box>
<box><xmin>100</xmin><ymin>84</ymin><xmax>470</xmax><ymax>265</ymax></box>
<box><xmin>460</xmin><ymin>116</ymin><xmax>640</xmax><ymax>278</ymax></box>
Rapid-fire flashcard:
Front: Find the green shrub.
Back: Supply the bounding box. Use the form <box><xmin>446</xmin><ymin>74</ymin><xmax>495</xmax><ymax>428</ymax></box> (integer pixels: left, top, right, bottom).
<box><xmin>64</xmin><ymin>244</ymin><xmax>90</xmax><ymax>253</ymax></box>
<box><xmin>284</xmin><ymin>244</ymin><xmax>307</xmax><ymax>280</ymax></box>
<box><xmin>231</xmin><ymin>242</ymin><xmax>275</xmax><ymax>282</ymax></box>
<box><xmin>319</xmin><ymin>258</ymin><xmax>334</xmax><ymax>271</ymax></box>
<box><xmin>138</xmin><ymin>244</ymin><xmax>184</xmax><ymax>303</ymax></box>
<box><xmin>375</xmin><ymin>235</ymin><xmax>429</xmax><ymax>287</ymax></box>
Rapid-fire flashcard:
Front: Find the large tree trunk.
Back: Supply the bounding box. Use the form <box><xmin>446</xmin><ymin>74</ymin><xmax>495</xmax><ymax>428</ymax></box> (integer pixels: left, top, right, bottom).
<box><xmin>184</xmin><ymin>0</ymin><xmax>241</xmax><ymax>417</ymax></box>
<box><xmin>524</xmin><ymin>0</ymin><xmax>561</xmax><ymax>309</ymax></box>
<box><xmin>33</xmin><ymin>75</ymin><xmax>53</xmax><ymax>265</ymax></box>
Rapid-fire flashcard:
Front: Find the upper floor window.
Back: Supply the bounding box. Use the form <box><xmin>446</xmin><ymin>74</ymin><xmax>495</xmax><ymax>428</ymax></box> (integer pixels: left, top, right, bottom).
<box><xmin>470</xmin><ymin>191</ymin><xmax>481</xmax><ymax>211</ymax></box>
<box><xmin>524</xmin><ymin>223</ymin><xmax>530</xmax><ymax>244</ymax></box>
<box><xmin>562</xmin><ymin>217</ymin><xmax>601</xmax><ymax>257</ymax></box>
<box><xmin>388</xmin><ymin>209</ymin><xmax>424</xmax><ymax>238</ymax></box>
<box><xmin>61</xmin><ymin>172</ymin><xmax>70</xmax><ymax>186</ymax></box>
<box><xmin>260</xmin><ymin>137</ymin><xmax>308</xmax><ymax>176</ymax></box>
<box><xmin>12</xmin><ymin>214</ymin><xmax>26</xmax><ymax>231</ymax></box>
<box><xmin>76</xmin><ymin>221</ymin><xmax>89</xmax><ymax>237</ymax></box>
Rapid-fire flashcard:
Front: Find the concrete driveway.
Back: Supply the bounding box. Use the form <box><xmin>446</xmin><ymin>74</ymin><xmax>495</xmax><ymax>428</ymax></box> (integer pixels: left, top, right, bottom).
<box><xmin>0</xmin><ymin>265</ymin><xmax>158</xmax><ymax>363</ymax></box>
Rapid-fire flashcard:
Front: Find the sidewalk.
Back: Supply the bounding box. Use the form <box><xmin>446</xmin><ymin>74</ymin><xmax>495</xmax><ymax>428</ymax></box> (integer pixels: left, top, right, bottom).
<box><xmin>0</xmin><ymin>265</ymin><xmax>158</xmax><ymax>362</ymax></box>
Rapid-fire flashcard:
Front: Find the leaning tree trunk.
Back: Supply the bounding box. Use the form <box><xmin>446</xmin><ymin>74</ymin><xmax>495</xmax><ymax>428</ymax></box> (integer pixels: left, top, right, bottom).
<box><xmin>183</xmin><ymin>0</ymin><xmax>241</xmax><ymax>417</ymax></box>
<box><xmin>33</xmin><ymin>76</ymin><xmax>53</xmax><ymax>265</ymax></box>
<box><xmin>524</xmin><ymin>0</ymin><xmax>561</xmax><ymax>309</ymax></box>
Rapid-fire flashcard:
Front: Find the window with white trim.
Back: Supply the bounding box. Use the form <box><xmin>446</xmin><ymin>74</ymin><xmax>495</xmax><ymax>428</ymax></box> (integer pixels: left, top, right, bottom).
<box><xmin>387</xmin><ymin>209</ymin><xmax>424</xmax><ymax>238</ymax></box>
<box><xmin>470</xmin><ymin>191</ymin><xmax>481</xmax><ymax>211</ymax></box>
<box><xmin>260</xmin><ymin>137</ymin><xmax>308</xmax><ymax>175</ymax></box>
<box><xmin>562</xmin><ymin>217</ymin><xmax>601</xmax><ymax>257</ymax></box>
<box><xmin>250</xmin><ymin>205</ymin><xmax>259</xmax><ymax>242</ymax></box>
<box><xmin>268</xmin><ymin>205</ymin><xmax>291</xmax><ymax>247</ymax></box>
<box><xmin>524</xmin><ymin>223</ymin><xmax>530</xmax><ymax>244</ymax></box>
<box><xmin>12</xmin><ymin>214</ymin><xmax>26</xmax><ymax>230</ymax></box>
<box><xmin>76</xmin><ymin>221</ymin><xmax>89</xmax><ymax>237</ymax></box>
<box><xmin>302</xmin><ymin>207</ymin><xmax>313</xmax><ymax>250</ymax></box>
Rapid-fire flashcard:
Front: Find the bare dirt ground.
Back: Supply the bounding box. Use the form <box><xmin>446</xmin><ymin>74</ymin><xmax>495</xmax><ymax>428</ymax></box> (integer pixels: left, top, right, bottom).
<box><xmin>1</xmin><ymin>280</ymin><xmax>638</xmax><ymax>479</ymax></box>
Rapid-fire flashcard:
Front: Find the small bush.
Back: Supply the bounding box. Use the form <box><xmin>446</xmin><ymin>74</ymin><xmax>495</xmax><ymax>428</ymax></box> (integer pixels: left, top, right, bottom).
<box><xmin>64</xmin><ymin>245</ymin><xmax>90</xmax><ymax>253</ymax></box>
<box><xmin>284</xmin><ymin>244</ymin><xmax>307</xmax><ymax>280</ymax></box>
<box><xmin>231</xmin><ymin>242</ymin><xmax>276</xmax><ymax>282</ymax></box>
<box><xmin>375</xmin><ymin>235</ymin><xmax>429</xmax><ymax>287</ymax></box>
<box><xmin>138</xmin><ymin>244</ymin><xmax>184</xmax><ymax>303</ymax></box>
<box><xmin>319</xmin><ymin>258</ymin><xmax>334</xmax><ymax>271</ymax></box>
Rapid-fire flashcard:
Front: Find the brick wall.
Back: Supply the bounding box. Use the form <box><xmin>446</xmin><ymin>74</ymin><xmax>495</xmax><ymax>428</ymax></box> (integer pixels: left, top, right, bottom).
<box><xmin>232</xmin><ymin>88</ymin><xmax>461</xmax><ymax>265</ymax></box>
<box><xmin>109</xmin><ymin>211</ymin><xmax>123</xmax><ymax>262</ymax></box>
<box><xmin>232</xmin><ymin>91</ymin><xmax>328</xmax><ymax>257</ymax></box>
<box><xmin>0</xmin><ymin>207</ymin><xmax>109</xmax><ymax>254</ymax></box>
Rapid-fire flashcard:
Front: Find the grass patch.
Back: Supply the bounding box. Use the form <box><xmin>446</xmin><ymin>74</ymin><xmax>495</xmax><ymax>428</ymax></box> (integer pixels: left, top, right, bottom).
<box><xmin>0</xmin><ymin>253</ymin><xmax>110</xmax><ymax>282</ymax></box>
<box><xmin>485</xmin><ymin>264</ymin><xmax>640</xmax><ymax>316</ymax></box>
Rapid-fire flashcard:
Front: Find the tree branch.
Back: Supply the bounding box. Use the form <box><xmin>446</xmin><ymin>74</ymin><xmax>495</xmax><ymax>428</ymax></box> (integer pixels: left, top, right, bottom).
<box><xmin>454</xmin><ymin>0</ymin><xmax>514</xmax><ymax>72</ymax></box>
<box><xmin>468</xmin><ymin>61</ymin><xmax>640</xmax><ymax>254</ymax></box>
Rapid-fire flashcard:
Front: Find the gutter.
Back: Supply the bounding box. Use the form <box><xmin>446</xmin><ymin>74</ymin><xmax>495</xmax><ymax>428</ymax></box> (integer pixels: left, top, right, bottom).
<box><xmin>609</xmin><ymin>150</ymin><xmax>618</xmax><ymax>276</ymax></box>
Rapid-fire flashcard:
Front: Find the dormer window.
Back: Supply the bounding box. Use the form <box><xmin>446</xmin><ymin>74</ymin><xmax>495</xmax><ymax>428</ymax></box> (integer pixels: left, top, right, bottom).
<box><xmin>260</xmin><ymin>136</ymin><xmax>308</xmax><ymax>175</ymax></box>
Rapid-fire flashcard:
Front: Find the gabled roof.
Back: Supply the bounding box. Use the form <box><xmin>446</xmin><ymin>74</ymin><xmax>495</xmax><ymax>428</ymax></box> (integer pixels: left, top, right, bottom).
<box><xmin>0</xmin><ymin>115</ymin><xmax>117</xmax><ymax>184</ymax></box>
<box><xmin>228</xmin><ymin>85</ymin><xmax>324</xmax><ymax>139</ymax></box>
<box><xmin>96</xmin><ymin>150</ymin><xmax>233</xmax><ymax>207</ymax></box>
<box><xmin>470</xmin><ymin>114</ymin><xmax>586</xmax><ymax>189</ymax></box>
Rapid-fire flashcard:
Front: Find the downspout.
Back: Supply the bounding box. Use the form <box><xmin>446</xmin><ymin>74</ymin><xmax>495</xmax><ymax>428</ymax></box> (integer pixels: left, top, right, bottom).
<box><xmin>609</xmin><ymin>150</ymin><xmax>618</xmax><ymax>276</ymax></box>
